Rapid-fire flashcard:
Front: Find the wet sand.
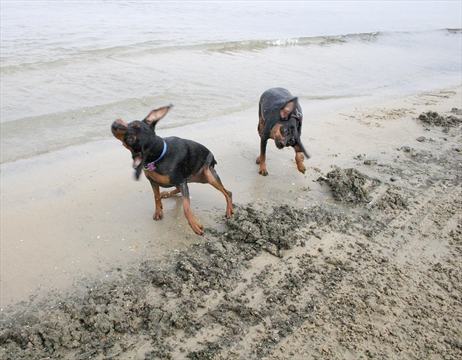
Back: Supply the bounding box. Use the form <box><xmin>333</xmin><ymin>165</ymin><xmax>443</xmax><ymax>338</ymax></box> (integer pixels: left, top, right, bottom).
<box><xmin>1</xmin><ymin>85</ymin><xmax>461</xmax><ymax>359</ymax></box>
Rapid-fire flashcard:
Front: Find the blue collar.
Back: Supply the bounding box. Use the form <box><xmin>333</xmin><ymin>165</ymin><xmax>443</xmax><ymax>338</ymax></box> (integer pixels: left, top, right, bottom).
<box><xmin>145</xmin><ymin>141</ymin><xmax>167</xmax><ymax>171</ymax></box>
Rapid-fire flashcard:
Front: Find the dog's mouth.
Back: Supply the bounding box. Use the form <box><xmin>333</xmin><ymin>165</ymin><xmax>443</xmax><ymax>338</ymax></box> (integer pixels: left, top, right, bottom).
<box><xmin>276</xmin><ymin>138</ymin><xmax>295</xmax><ymax>149</ymax></box>
<box><xmin>275</xmin><ymin>141</ymin><xmax>285</xmax><ymax>149</ymax></box>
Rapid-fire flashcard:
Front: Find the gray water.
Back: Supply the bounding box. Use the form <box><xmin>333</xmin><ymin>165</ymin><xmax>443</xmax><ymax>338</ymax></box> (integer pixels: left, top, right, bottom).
<box><xmin>1</xmin><ymin>1</ymin><xmax>461</xmax><ymax>164</ymax></box>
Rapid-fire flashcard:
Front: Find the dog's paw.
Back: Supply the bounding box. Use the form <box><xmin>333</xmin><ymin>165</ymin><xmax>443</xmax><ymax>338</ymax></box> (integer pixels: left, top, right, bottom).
<box><xmin>295</xmin><ymin>153</ymin><xmax>306</xmax><ymax>174</ymax></box>
<box><xmin>259</xmin><ymin>168</ymin><xmax>269</xmax><ymax>176</ymax></box>
<box><xmin>226</xmin><ymin>207</ymin><xmax>234</xmax><ymax>218</ymax></box>
<box><xmin>153</xmin><ymin>212</ymin><xmax>163</xmax><ymax>220</ymax></box>
<box><xmin>190</xmin><ymin>221</ymin><xmax>204</xmax><ymax>235</ymax></box>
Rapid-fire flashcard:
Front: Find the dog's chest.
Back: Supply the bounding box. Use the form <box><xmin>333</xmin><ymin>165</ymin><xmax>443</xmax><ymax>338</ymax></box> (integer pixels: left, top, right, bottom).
<box><xmin>144</xmin><ymin>169</ymin><xmax>172</xmax><ymax>186</ymax></box>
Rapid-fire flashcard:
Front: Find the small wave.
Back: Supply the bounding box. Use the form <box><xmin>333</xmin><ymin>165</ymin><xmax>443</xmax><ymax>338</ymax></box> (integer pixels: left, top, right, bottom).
<box><xmin>3</xmin><ymin>28</ymin><xmax>458</xmax><ymax>72</ymax></box>
<box><xmin>161</xmin><ymin>28</ymin><xmax>459</xmax><ymax>54</ymax></box>
<box><xmin>206</xmin><ymin>31</ymin><xmax>384</xmax><ymax>54</ymax></box>
<box><xmin>268</xmin><ymin>38</ymin><xmax>300</xmax><ymax>46</ymax></box>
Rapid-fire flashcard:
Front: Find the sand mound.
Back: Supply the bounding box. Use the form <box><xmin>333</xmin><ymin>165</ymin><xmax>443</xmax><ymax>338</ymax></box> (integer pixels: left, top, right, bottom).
<box><xmin>319</xmin><ymin>167</ymin><xmax>381</xmax><ymax>204</ymax></box>
<box><xmin>418</xmin><ymin>110</ymin><xmax>462</xmax><ymax>128</ymax></box>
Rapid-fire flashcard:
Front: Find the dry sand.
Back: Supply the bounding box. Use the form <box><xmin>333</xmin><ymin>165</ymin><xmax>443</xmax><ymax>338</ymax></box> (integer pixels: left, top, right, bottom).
<box><xmin>1</xmin><ymin>85</ymin><xmax>461</xmax><ymax>359</ymax></box>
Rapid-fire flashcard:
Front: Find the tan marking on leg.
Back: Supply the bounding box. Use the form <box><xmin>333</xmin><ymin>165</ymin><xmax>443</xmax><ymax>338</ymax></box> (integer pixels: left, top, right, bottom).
<box><xmin>182</xmin><ymin>196</ymin><xmax>203</xmax><ymax>235</ymax></box>
<box><xmin>258</xmin><ymin>154</ymin><xmax>268</xmax><ymax>176</ymax></box>
<box><xmin>151</xmin><ymin>184</ymin><xmax>164</xmax><ymax>220</ymax></box>
<box><xmin>295</xmin><ymin>151</ymin><xmax>306</xmax><ymax>174</ymax></box>
<box><xmin>203</xmin><ymin>168</ymin><xmax>234</xmax><ymax>218</ymax></box>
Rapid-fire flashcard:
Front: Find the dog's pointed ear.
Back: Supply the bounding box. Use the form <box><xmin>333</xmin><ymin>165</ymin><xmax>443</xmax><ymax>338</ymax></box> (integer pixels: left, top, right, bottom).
<box><xmin>144</xmin><ymin>104</ymin><xmax>173</xmax><ymax>126</ymax></box>
<box><xmin>280</xmin><ymin>99</ymin><xmax>296</xmax><ymax>119</ymax></box>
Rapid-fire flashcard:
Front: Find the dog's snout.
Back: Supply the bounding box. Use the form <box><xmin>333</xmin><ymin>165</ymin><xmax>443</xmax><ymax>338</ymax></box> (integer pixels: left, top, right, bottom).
<box><xmin>111</xmin><ymin>119</ymin><xmax>129</xmax><ymax>133</ymax></box>
<box><xmin>111</xmin><ymin>122</ymin><xmax>122</xmax><ymax>134</ymax></box>
<box><xmin>111</xmin><ymin>121</ymin><xmax>124</xmax><ymax>131</ymax></box>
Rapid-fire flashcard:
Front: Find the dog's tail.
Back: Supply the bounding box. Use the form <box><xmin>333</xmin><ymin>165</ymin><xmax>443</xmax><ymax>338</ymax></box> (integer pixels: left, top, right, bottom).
<box><xmin>206</xmin><ymin>152</ymin><xmax>217</xmax><ymax>168</ymax></box>
<box><xmin>294</xmin><ymin>132</ymin><xmax>310</xmax><ymax>159</ymax></box>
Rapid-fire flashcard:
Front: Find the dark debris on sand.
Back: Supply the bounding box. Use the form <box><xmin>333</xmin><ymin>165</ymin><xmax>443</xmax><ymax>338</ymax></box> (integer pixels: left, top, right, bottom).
<box><xmin>319</xmin><ymin>167</ymin><xmax>381</xmax><ymax>204</ymax></box>
<box><xmin>418</xmin><ymin>110</ymin><xmax>462</xmax><ymax>128</ymax></box>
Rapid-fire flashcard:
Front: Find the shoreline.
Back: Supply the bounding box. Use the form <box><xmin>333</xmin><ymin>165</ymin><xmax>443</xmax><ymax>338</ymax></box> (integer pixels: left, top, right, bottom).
<box><xmin>1</xmin><ymin>84</ymin><xmax>461</xmax><ymax>310</ymax></box>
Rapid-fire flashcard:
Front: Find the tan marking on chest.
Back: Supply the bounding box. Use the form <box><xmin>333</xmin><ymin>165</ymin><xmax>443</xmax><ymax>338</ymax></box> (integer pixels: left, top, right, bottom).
<box><xmin>144</xmin><ymin>170</ymin><xmax>171</xmax><ymax>186</ymax></box>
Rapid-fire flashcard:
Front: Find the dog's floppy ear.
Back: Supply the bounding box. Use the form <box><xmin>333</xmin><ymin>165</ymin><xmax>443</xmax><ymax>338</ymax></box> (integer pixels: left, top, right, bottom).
<box><xmin>280</xmin><ymin>99</ymin><xmax>296</xmax><ymax>120</ymax></box>
<box><xmin>144</xmin><ymin>104</ymin><xmax>173</xmax><ymax>127</ymax></box>
<box><xmin>135</xmin><ymin>161</ymin><xmax>143</xmax><ymax>180</ymax></box>
<box><xmin>134</xmin><ymin>144</ymin><xmax>150</xmax><ymax>181</ymax></box>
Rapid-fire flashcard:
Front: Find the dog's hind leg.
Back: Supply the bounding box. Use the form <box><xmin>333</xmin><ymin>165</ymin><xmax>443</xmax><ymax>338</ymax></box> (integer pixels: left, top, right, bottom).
<box><xmin>179</xmin><ymin>182</ymin><xmax>204</xmax><ymax>235</ymax></box>
<box><xmin>203</xmin><ymin>166</ymin><xmax>233</xmax><ymax>218</ymax></box>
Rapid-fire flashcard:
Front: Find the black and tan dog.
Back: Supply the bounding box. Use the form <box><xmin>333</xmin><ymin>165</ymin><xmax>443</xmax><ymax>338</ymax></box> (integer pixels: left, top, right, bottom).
<box><xmin>256</xmin><ymin>87</ymin><xmax>310</xmax><ymax>176</ymax></box>
<box><xmin>111</xmin><ymin>105</ymin><xmax>233</xmax><ymax>235</ymax></box>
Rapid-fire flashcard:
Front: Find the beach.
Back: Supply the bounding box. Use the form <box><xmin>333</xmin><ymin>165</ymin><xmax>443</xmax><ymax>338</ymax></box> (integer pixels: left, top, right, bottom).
<box><xmin>1</xmin><ymin>83</ymin><xmax>461</xmax><ymax>359</ymax></box>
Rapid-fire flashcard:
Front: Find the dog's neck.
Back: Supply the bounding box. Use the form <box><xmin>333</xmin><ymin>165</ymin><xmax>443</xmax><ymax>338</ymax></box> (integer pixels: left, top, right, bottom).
<box><xmin>144</xmin><ymin>135</ymin><xmax>166</xmax><ymax>163</ymax></box>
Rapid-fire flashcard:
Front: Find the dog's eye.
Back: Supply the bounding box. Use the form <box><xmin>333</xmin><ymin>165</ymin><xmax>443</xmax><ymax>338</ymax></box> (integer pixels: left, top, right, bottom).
<box><xmin>126</xmin><ymin>135</ymin><xmax>137</xmax><ymax>146</ymax></box>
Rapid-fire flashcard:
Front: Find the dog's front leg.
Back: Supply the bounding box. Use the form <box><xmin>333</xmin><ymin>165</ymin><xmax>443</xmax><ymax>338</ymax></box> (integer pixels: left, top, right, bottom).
<box><xmin>179</xmin><ymin>182</ymin><xmax>204</xmax><ymax>235</ymax></box>
<box><xmin>256</xmin><ymin>137</ymin><xmax>269</xmax><ymax>176</ymax></box>
<box><xmin>293</xmin><ymin>143</ymin><xmax>307</xmax><ymax>174</ymax></box>
<box><xmin>150</xmin><ymin>183</ymin><xmax>164</xmax><ymax>220</ymax></box>
<box><xmin>294</xmin><ymin>151</ymin><xmax>306</xmax><ymax>174</ymax></box>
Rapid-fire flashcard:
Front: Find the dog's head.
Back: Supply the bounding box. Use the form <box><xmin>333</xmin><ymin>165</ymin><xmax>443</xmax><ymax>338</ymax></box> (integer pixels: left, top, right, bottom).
<box><xmin>111</xmin><ymin>105</ymin><xmax>171</xmax><ymax>179</ymax></box>
<box><xmin>270</xmin><ymin>100</ymin><xmax>310</xmax><ymax>158</ymax></box>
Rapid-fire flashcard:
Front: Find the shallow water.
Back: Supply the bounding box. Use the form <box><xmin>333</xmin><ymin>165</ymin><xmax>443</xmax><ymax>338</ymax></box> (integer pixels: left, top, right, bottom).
<box><xmin>1</xmin><ymin>1</ymin><xmax>461</xmax><ymax>163</ymax></box>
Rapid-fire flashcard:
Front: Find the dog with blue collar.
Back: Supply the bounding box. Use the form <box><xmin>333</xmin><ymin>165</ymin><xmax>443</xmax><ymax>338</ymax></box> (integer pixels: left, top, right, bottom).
<box><xmin>111</xmin><ymin>105</ymin><xmax>233</xmax><ymax>235</ymax></box>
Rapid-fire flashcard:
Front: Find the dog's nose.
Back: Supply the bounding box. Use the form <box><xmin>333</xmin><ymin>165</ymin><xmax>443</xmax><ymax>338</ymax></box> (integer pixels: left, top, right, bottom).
<box><xmin>111</xmin><ymin>121</ymin><xmax>126</xmax><ymax>134</ymax></box>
